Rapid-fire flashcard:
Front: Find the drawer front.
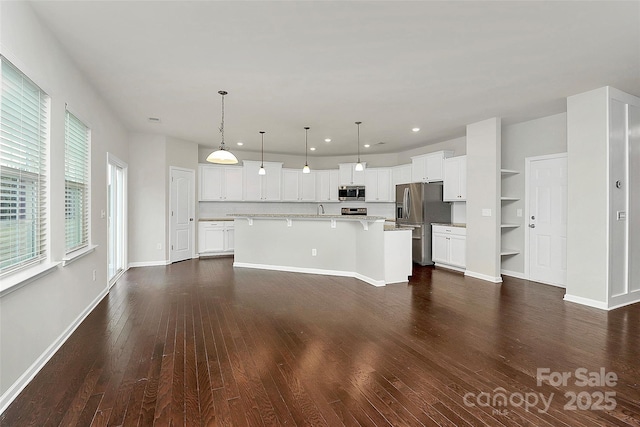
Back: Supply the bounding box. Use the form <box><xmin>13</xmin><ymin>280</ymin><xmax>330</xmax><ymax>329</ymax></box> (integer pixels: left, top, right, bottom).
<box><xmin>432</xmin><ymin>225</ymin><xmax>466</xmax><ymax>236</ymax></box>
<box><xmin>199</xmin><ymin>221</ymin><xmax>226</xmax><ymax>228</ymax></box>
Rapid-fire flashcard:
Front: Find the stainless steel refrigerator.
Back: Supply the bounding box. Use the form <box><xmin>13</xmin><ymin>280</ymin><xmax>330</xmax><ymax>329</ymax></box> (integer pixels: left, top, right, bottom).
<box><xmin>396</xmin><ymin>182</ymin><xmax>451</xmax><ymax>265</ymax></box>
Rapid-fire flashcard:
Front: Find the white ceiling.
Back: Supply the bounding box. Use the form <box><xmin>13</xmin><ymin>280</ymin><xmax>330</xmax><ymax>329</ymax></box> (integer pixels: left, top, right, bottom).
<box><xmin>28</xmin><ymin>1</ymin><xmax>640</xmax><ymax>157</ymax></box>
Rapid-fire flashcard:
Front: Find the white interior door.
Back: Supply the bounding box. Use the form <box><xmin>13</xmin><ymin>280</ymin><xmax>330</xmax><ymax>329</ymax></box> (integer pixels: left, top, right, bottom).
<box><xmin>108</xmin><ymin>154</ymin><xmax>127</xmax><ymax>286</ymax></box>
<box><xmin>170</xmin><ymin>167</ymin><xmax>195</xmax><ymax>263</ymax></box>
<box><xmin>527</xmin><ymin>154</ymin><xmax>567</xmax><ymax>287</ymax></box>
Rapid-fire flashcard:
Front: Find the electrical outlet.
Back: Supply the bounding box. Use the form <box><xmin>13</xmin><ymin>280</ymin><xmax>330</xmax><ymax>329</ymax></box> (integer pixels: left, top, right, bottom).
<box><xmin>312</xmin><ymin>248</ymin><xmax>317</xmax><ymax>256</ymax></box>
<box><xmin>92</xmin><ymin>270</ymin><xmax>96</xmax><ymax>281</ymax></box>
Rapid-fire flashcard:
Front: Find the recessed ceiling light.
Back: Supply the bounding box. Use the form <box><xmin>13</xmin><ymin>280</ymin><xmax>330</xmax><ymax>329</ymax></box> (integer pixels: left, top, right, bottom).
<box><xmin>237</xmin><ymin>142</ymin><xmax>244</xmax><ymax>146</ymax></box>
<box><xmin>324</xmin><ymin>138</ymin><xmax>331</xmax><ymax>142</ymax></box>
<box><xmin>412</xmin><ymin>127</ymin><xmax>420</xmax><ymax>132</ymax></box>
<box><xmin>148</xmin><ymin>117</ymin><xmax>161</xmax><ymax>123</ymax></box>
<box><xmin>310</xmin><ymin>147</ymin><xmax>316</xmax><ymax>151</ymax></box>
<box><xmin>364</xmin><ymin>144</ymin><xmax>371</xmax><ymax>148</ymax></box>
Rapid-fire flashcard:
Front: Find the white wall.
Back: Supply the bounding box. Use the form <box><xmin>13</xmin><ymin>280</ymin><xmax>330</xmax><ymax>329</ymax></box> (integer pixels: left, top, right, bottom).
<box><xmin>0</xmin><ymin>1</ymin><xmax>129</xmax><ymax>405</ymax></box>
<box><xmin>566</xmin><ymin>88</ymin><xmax>609</xmax><ymax>303</ymax></box>
<box><xmin>129</xmin><ymin>134</ymin><xmax>167</xmax><ymax>264</ymax></box>
<box><xmin>198</xmin><ymin>135</ymin><xmax>466</xmax><ymax>170</ymax></box>
<box><xmin>397</xmin><ymin>136</ymin><xmax>466</xmax><ymax>163</ymax></box>
<box><xmin>501</xmin><ymin>113</ymin><xmax>567</xmax><ymax>275</ymax></box>
<box><xmin>129</xmin><ymin>135</ymin><xmax>199</xmax><ymax>265</ymax></box>
<box><xmin>465</xmin><ymin>118</ymin><xmax>501</xmax><ymax>282</ymax></box>
<box><xmin>198</xmin><ymin>147</ymin><xmax>401</xmax><ymax>169</ymax></box>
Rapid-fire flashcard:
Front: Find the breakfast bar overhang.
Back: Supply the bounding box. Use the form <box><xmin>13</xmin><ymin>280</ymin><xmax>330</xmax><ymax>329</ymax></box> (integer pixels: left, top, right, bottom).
<box><xmin>230</xmin><ymin>214</ymin><xmax>412</xmax><ymax>286</ymax></box>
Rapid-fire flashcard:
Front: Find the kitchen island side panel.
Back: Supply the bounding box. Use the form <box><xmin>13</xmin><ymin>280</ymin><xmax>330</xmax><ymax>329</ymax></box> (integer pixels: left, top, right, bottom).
<box><xmin>233</xmin><ymin>219</ymin><xmax>357</xmax><ymax>274</ymax></box>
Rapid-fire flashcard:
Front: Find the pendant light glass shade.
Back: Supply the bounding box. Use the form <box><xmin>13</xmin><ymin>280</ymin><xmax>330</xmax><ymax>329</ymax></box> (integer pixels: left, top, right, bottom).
<box><xmin>258</xmin><ymin>131</ymin><xmax>266</xmax><ymax>175</ymax></box>
<box><xmin>303</xmin><ymin>126</ymin><xmax>311</xmax><ymax>173</ymax></box>
<box><xmin>207</xmin><ymin>90</ymin><xmax>238</xmax><ymax>164</ymax></box>
<box><xmin>354</xmin><ymin>121</ymin><xmax>364</xmax><ymax>171</ymax></box>
<box><xmin>207</xmin><ymin>148</ymin><xmax>238</xmax><ymax>164</ymax></box>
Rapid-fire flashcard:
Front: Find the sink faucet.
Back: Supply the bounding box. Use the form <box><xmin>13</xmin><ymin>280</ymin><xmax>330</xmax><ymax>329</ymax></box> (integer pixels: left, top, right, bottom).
<box><xmin>317</xmin><ymin>204</ymin><xmax>325</xmax><ymax>215</ymax></box>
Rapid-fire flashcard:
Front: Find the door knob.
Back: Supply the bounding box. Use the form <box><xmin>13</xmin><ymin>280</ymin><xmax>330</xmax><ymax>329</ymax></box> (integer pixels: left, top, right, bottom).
<box><xmin>529</xmin><ymin>224</ymin><xmax>535</xmax><ymax>228</ymax></box>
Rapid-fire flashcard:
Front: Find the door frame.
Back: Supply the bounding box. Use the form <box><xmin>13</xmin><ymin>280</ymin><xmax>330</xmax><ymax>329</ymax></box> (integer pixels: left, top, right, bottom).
<box><xmin>524</xmin><ymin>152</ymin><xmax>567</xmax><ymax>285</ymax></box>
<box><xmin>107</xmin><ymin>153</ymin><xmax>128</xmax><ymax>288</ymax></box>
<box><xmin>169</xmin><ymin>166</ymin><xmax>196</xmax><ymax>263</ymax></box>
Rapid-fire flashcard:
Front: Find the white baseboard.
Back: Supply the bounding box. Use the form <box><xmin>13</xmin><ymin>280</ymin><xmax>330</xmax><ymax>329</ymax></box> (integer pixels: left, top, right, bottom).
<box><xmin>0</xmin><ymin>288</ymin><xmax>109</xmax><ymax>415</ymax></box>
<box><xmin>434</xmin><ymin>263</ymin><xmax>465</xmax><ymax>273</ymax></box>
<box><xmin>606</xmin><ymin>297</ymin><xmax>640</xmax><ymax>310</ymax></box>
<box><xmin>233</xmin><ymin>262</ymin><xmax>386</xmax><ymax>287</ymax></box>
<box><xmin>500</xmin><ymin>269</ymin><xmax>527</xmax><ymax>280</ymax></box>
<box><xmin>563</xmin><ymin>294</ymin><xmax>608</xmax><ymax>310</ymax></box>
<box><xmin>464</xmin><ymin>270</ymin><xmax>503</xmax><ymax>283</ymax></box>
<box><xmin>128</xmin><ymin>260</ymin><xmax>170</xmax><ymax>268</ymax></box>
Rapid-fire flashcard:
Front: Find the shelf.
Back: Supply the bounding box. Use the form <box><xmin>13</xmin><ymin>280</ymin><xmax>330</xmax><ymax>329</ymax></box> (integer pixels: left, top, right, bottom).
<box><xmin>500</xmin><ymin>196</ymin><xmax>519</xmax><ymax>201</ymax></box>
<box><xmin>500</xmin><ymin>249</ymin><xmax>520</xmax><ymax>256</ymax></box>
<box><xmin>501</xmin><ymin>169</ymin><xmax>519</xmax><ymax>175</ymax></box>
<box><xmin>501</xmin><ymin>223</ymin><xmax>520</xmax><ymax>229</ymax></box>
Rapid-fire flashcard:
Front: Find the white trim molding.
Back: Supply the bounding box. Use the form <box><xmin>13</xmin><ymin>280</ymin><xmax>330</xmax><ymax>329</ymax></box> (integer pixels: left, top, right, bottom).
<box><xmin>233</xmin><ymin>262</ymin><xmax>386</xmax><ymax>287</ymax></box>
<box><xmin>128</xmin><ymin>260</ymin><xmax>171</xmax><ymax>268</ymax></box>
<box><xmin>0</xmin><ymin>288</ymin><xmax>109</xmax><ymax>414</ymax></box>
<box><xmin>0</xmin><ymin>262</ymin><xmax>61</xmax><ymax>297</ymax></box>
<box><xmin>500</xmin><ymin>269</ymin><xmax>527</xmax><ymax>280</ymax></box>
<box><xmin>62</xmin><ymin>244</ymin><xmax>97</xmax><ymax>267</ymax></box>
<box><xmin>464</xmin><ymin>270</ymin><xmax>503</xmax><ymax>283</ymax></box>
<box><xmin>563</xmin><ymin>294</ymin><xmax>608</xmax><ymax>310</ymax></box>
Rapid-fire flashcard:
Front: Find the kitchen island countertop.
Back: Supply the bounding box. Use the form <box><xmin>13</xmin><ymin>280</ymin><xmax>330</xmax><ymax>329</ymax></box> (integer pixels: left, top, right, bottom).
<box><xmin>228</xmin><ymin>213</ymin><xmax>386</xmax><ymax>221</ymax></box>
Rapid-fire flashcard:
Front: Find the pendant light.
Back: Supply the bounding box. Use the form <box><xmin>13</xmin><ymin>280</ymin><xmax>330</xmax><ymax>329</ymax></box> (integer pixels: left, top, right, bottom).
<box><xmin>258</xmin><ymin>131</ymin><xmax>266</xmax><ymax>175</ymax></box>
<box><xmin>206</xmin><ymin>90</ymin><xmax>238</xmax><ymax>164</ymax></box>
<box><xmin>354</xmin><ymin>121</ymin><xmax>364</xmax><ymax>171</ymax></box>
<box><xmin>302</xmin><ymin>126</ymin><xmax>311</xmax><ymax>174</ymax></box>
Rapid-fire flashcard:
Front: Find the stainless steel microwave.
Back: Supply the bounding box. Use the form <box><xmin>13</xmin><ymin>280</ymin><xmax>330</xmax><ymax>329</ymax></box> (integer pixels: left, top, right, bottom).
<box><xmin>338</xmin><ymin>185</ymin><xmax>365</xmax><ymax>201</ymax></box>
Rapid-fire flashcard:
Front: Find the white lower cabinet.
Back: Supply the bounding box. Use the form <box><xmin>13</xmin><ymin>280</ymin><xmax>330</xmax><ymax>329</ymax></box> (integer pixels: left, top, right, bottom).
<box><xmin>198</xmin><ymin>221</ymin><xmax>234</xmax><ymax>255</ymax></box>
<box><xmin>432</xmin><ymin>225</ymin><xmax>466</xmax><ymax>270</ymax></box>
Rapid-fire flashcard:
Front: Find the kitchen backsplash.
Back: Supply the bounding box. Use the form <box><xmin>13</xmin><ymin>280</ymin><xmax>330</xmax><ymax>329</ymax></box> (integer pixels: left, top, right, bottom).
<box><xmin>199</xmin><ymin>201</ymin><xmax>396</xmax><ymax>219</ymax></box>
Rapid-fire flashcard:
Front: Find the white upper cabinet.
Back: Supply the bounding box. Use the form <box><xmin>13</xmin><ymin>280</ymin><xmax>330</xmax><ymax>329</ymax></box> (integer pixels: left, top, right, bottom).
<box><xmin>365</xmin><ymin>168</ymin><xmax>392</xmax><ymax>202</ymax></box>
<box><xmin>443</xmin><ymin>155</ymin><xmax>467</xmax><ymax>201</ymax></box>
<box><xmin>339</xmin><ymin>162</ymin><xmax>366</xmax><ymax>185</ymax></box>
<box><xmin>199</xmin><ymin>165</ymin><xmax>244</xmax><ymax>201</ymax></box>
<box><xmin>282</xmin><ymin>169</ymin><xmax>316</xmax><ymax>201</ymax></box>
<box><xmin>243</xmin><ymin>160</ymin><xmax>282</xmax><ymax>201</ymax></box>
<box><xmin>411</xmin><ymin>151</ymin><xmax>454</xmax><ymax>183</ymax></box>
<box><xmin>392</xmin><ymin>164</ymin><xmax>412</xmax><ymax>186</ymax></box>
<box><xmin>315</xmin><ymin>170</ymin><xmax>339</xmax><ymax>202</ymax></box>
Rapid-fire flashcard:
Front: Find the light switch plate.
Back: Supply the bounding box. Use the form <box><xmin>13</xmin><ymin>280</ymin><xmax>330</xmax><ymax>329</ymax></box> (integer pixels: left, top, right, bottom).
<box><xmin>516</xmin><ymin>209</ymin><xmax>523</xmax><ymax>217</ymax></box>
<box><xmin>482</xmin><ymin>208</ymin><xmax>492</xmax><ymax>217</ymax></box>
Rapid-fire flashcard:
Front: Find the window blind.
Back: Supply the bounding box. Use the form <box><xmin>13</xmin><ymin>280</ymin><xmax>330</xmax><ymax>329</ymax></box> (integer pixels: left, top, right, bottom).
<box><xmin>0</xmin><ymin>56</ymin><xmax>49</xmax><ymax>275</ymax></box>
<box><xmin>64</xmin><ymin>110</ymin><xmax>89</xmax><ymax>253</ymax></box>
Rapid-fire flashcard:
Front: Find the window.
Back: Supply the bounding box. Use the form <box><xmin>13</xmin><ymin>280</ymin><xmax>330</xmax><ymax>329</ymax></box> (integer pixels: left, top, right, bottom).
<box><xmin>64</xmin><ymin>110</ymin><xmax>89</xmax><ymax>253</ymax></box>
<box><xmin>0</xmin><ymin>56</ymin><xmax>49</xmax><ymax>275</ymax></box>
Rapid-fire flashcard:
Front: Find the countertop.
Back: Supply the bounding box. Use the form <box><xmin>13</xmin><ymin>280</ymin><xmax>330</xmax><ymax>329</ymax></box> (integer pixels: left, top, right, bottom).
<box><xmin>228</xmin><ymin>213</ymin><xmax>386</xmax><ymax>221</ymax></box>
<box><xmin>384</xmin><ymin>225</ymin><xmax>414</xmax><ymax>232</ymax></box>
<box><xmin>431</xmin><ymin>222</ymin><xmax>467</xmax><ymax>228</ymax></box>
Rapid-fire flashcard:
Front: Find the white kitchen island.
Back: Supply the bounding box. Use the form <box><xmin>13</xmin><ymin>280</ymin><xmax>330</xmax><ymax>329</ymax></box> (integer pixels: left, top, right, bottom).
<box><xmin>230</xmin><ymin>214</ymin><xmax>412</xmax><ymax>286</ymax></box>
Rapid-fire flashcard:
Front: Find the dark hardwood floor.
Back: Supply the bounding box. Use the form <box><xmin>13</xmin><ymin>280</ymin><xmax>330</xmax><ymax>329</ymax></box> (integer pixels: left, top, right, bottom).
<box><xmin>2</xmin><ymin>258</ymin><xmax>639</xmax><ymax>426</ymax></box>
